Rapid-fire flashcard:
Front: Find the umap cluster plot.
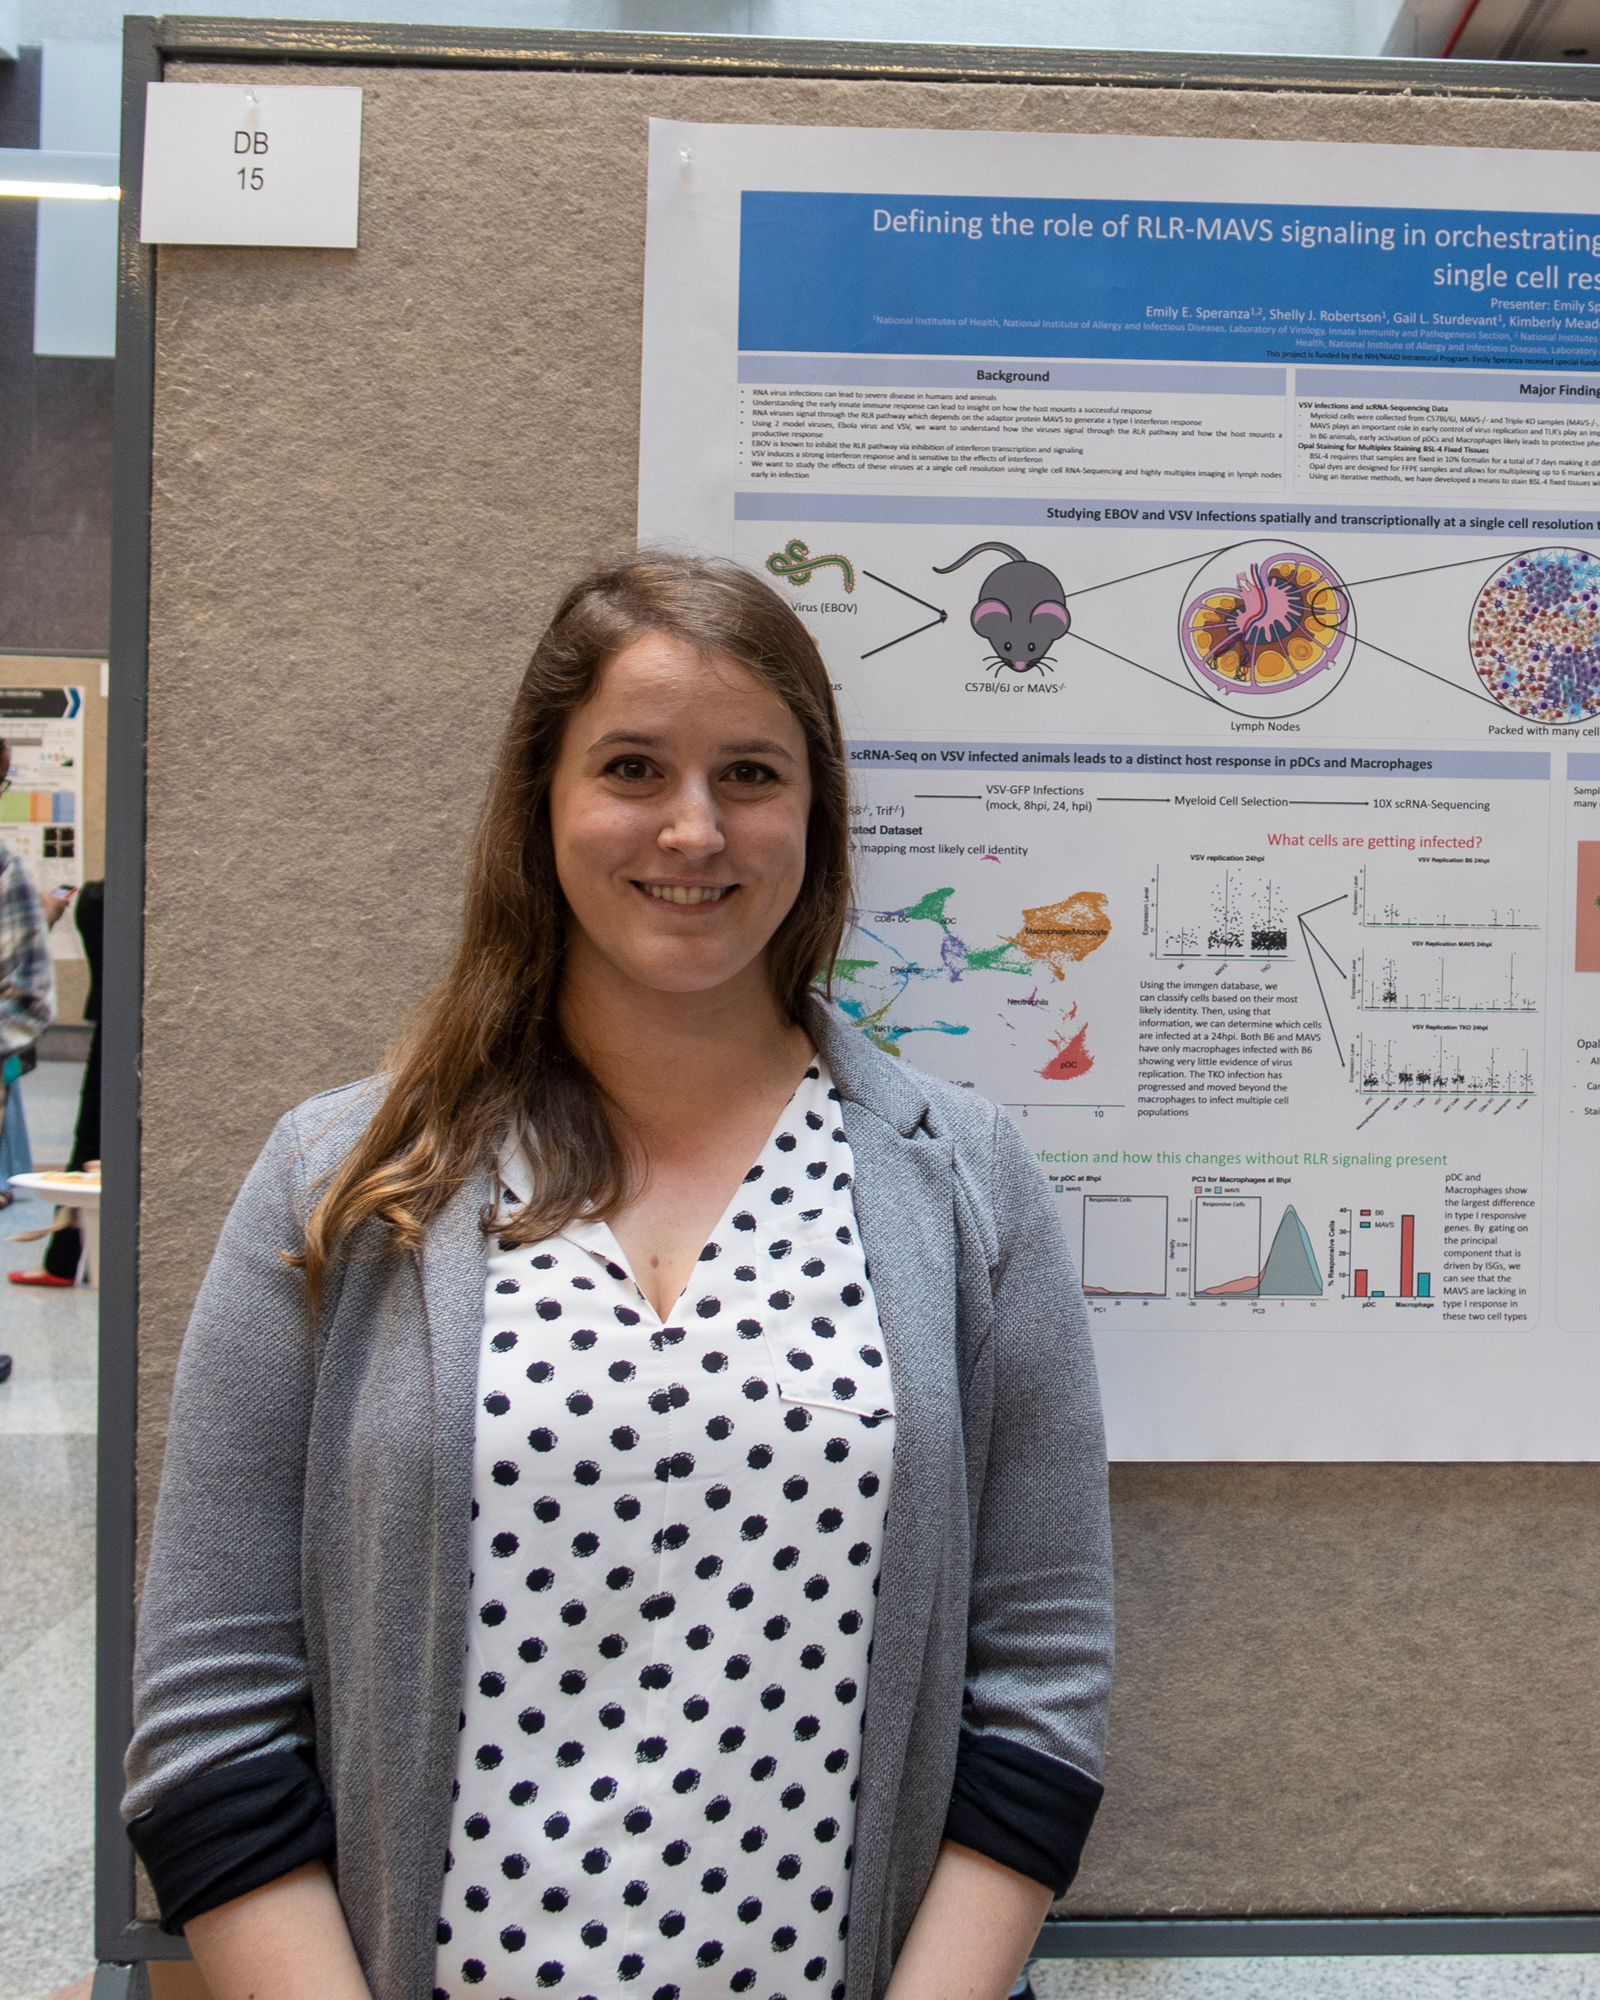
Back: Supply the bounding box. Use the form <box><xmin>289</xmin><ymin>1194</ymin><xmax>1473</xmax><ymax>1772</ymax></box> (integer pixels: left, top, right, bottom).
<box><xmin>1179</xmin><ymin>540</ymin><xmax>1352</xmax><ymax>717</ymax></box>
<box><xmin>1470</xmin><ymin>547</ymin><xmax>1600</xmax><ymax>722</ymax></box>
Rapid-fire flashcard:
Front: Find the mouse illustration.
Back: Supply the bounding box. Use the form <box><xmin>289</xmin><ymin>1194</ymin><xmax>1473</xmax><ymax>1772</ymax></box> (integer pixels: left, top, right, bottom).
<box><xmin>933</xmin><ymin>542</ymin><xmax>1071</xmax><ymax>673</ymax></box>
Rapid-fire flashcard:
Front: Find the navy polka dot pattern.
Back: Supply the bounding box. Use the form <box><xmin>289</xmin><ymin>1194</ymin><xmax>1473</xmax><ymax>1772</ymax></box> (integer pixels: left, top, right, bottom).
<box><xmin>435</xmin><ymin>1062</ymin><xmax>893</xmax><ymax>2000</ymax></box>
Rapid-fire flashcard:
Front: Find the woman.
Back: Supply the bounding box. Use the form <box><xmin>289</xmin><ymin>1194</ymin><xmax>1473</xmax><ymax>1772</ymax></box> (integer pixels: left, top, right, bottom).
<box><xmin>124</xmin><ymin>555</ymin><xmax>1113</xmax><ymax>2000</ymax></box>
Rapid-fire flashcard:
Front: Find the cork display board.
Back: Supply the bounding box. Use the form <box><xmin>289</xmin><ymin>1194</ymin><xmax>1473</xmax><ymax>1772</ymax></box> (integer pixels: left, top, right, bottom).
<box><xmin>133</xmin><ymin>52</ymin><xmax>1600</xmax><ymax>1924</ymax></box>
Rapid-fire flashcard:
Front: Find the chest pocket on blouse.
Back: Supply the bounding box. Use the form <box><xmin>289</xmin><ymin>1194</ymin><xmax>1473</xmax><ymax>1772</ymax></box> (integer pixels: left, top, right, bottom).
<box><xmin>757</xmin><ymin>1209</ymin><xmax>895</xmax><ymax>1424</ymax></box>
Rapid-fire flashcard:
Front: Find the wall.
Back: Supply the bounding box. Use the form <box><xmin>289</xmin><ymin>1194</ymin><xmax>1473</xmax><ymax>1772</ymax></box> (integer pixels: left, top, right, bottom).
<box><xmin>14</xmin><ymin>0</ymin><xmax>1407</xmax><ymax>55</ymax></box>
<box><xmin>0</xmin><ymin>45</ymin><xmax>113</xmax><ymax>653</ymax></box>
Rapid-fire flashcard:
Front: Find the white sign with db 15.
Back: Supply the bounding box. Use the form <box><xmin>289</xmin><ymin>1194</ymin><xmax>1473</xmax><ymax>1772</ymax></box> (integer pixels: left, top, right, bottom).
<box><xmin>139</xmin><ymin>82</ymin><xmax>362</xmax><ymax>247</ymax></box>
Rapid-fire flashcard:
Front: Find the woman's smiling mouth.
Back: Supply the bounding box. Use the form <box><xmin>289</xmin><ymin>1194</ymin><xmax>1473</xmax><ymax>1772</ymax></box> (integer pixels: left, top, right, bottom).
<box><xmin>638</xmin><ymin>882</ymin><xmax>736</xmax><ymax>905</ymax></box>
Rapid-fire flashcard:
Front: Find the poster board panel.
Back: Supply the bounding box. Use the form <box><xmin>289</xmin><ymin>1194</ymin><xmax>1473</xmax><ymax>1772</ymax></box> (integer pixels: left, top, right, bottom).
<box><xmin>136</xmin><ymin>55</ymin><xmax>1600</xmax><ymax>1921</ymax></box>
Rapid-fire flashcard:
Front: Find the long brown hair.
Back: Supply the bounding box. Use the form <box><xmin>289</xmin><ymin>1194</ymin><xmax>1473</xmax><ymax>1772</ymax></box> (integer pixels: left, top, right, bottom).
<box><xmin>298</xmin><ymin>553</ymin><xmax>852</xmax><ymax>1309</ymax></box>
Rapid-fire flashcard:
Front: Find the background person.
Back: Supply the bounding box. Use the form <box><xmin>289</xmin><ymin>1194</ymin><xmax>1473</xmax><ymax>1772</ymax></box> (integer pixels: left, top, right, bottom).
<box><xmin>0</xmin><ymin>738</ymin><xmax>58</xmax><ymax>1381</ymax></box>
<box><xmin>11</xmin><ymin>878</ymin><xmax>104</xmax><ymax>1287</ymax></box>
<box><xmin>121</xmin><ymin>556</ymin><xmax>1114</xmax><ymax>2000</ymax></box>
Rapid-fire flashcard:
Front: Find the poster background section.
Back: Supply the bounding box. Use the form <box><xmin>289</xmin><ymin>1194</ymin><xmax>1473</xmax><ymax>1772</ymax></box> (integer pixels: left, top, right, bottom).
<box><xmin>646</xmin><ymin>120</ymin><xmax>1600</xmax><ymax>1456</ymax></box>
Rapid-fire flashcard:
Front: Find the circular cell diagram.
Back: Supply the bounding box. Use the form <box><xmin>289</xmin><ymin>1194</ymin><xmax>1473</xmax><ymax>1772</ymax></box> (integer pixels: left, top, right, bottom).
<box><xmin>1179</xmin><ymin>541</ymin><xmax>1353</xmax><ymax>718</ymax></box>
<box><xmin>1469</xmin><ymin>548</ymin><xmax>1600</xmax><ymax>724</ymax></box>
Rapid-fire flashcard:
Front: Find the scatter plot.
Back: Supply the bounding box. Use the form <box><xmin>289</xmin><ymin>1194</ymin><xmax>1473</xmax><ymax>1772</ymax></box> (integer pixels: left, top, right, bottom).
<box><xmin>1150</xmin><ymin>866</ymin><xmax>1289</xmax><ymax>962</ymax></box>
<box><xmin>1179</xmin><ymin>540</ymin><xmax>1352</xmax><ymax>717</ymax></box>
<box><xmin>1469</xmin><ymin>548</ymin><xmax>1600</xmax><ymax>723</ymax></box>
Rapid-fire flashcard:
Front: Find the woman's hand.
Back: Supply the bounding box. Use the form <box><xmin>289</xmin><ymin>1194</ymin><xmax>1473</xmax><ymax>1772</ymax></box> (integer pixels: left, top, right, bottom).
<box><xmin>883</xmin><ymin>1840</ymin><xmax>1054</xmax><ymax>2000</ymax></box>
<box><xmin>182</xmin><ymin>1861</ymin><xmax>373</xmax><ymax>2000</ymax></box>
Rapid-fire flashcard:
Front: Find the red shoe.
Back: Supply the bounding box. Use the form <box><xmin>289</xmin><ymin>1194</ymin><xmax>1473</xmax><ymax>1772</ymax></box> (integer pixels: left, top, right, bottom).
<box><xmin>8</xmin><ymin>1269</ymin><xmax>73</xmax><ymax>1287</ymax></box>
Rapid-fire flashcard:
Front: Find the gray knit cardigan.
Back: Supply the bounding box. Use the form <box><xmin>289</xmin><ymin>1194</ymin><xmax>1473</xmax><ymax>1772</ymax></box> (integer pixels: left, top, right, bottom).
<box><xmin>124</xmin><ymin>1000</ymin><xmax>1114</xmax><ymax>2000</ymax></box>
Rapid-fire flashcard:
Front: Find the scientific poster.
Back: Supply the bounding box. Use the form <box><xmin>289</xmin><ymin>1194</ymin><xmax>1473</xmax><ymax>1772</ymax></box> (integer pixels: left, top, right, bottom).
<box><xmin>638</xmin><ymin>121</ymin><xmax>1600</xmax><ymax>1457</ymax></box>
<box><xmin>0</xmin><ymin>689</ymin><xmax>85</xmax><ymax>962</ymax></box>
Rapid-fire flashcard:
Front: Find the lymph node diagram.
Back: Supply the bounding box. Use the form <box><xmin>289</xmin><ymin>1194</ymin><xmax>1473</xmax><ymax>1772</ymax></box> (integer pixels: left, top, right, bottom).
<box><xmin>760</xmin><ymin>531</ymin><xmax>1600</xmax><ymax>726</ymax></box>
<box><xmin>1178</xmin><ymin>544</ymin><xmax>1351</xmax><ymax>718</ymax></box>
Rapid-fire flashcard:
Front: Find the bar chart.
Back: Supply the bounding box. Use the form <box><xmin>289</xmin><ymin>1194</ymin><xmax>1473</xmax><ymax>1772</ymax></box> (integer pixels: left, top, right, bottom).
<box><xmin>1343</xmin><ymin>1205</ymin><xmax>1431</xmax><ymax>1299</ymax></box>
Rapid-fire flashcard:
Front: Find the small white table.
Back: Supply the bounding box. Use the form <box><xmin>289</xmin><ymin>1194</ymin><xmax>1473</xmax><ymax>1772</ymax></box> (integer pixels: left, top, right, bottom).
<box><xmin>9</xmin><ymin>1171</ymin><xmax>101</xmax><ymax>1285</ymax></box>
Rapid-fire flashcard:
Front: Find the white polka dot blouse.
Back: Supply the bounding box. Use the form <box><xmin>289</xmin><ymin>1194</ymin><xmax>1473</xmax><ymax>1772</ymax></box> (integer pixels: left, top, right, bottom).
<box><xmin>434</xmin><ymin>1059</ymin><xmax>896</xmax><ymax>2000</ymax></box>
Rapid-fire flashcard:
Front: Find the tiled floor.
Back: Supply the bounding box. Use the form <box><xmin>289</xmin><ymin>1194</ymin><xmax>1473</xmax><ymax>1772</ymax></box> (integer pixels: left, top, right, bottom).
<box><xmin>1033</xmin><ymin>1958</ymin><xmax>1600</xmax><ymax>1998</ymax></box>
<box><xmin>0</xmin><ymin>1062</ymin><xmax>97</xmax><ymax>2000</ymax></box>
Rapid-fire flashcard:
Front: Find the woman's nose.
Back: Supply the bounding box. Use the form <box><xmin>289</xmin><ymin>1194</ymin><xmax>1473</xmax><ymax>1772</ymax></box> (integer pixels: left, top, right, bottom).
<box><xmin>659</xmin><ymin>783</ymin><xmax>725</xmax><ymax>857</ymax></box>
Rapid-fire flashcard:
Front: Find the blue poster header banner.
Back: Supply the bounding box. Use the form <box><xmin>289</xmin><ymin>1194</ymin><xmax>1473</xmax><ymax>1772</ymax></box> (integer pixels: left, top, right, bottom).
<box><xmin>739</xmin><ymin>192</ymin><xmax>1600</xmax><ymax>371</ymax></box>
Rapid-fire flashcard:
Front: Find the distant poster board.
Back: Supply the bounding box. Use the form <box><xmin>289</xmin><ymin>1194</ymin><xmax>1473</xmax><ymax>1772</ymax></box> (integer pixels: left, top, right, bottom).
<box><xmin>0</xmin><ymin>687</ymin><xmax>86</xmax><ymax>961</ymax></box>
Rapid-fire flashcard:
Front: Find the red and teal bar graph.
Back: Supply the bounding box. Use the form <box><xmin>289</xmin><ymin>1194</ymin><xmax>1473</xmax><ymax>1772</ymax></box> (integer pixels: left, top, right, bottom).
<box><xmin>1351</xmin><ymin>1212</ymin><xmax>1428</xmax><ymax>1299</ymax></box>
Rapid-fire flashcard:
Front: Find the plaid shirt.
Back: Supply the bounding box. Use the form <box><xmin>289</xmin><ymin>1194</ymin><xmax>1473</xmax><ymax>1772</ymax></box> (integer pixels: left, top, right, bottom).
<box><xmin>0</xmin><ymin>850</ymin><xmax>56</xmax><ymax>1055</ymax></box>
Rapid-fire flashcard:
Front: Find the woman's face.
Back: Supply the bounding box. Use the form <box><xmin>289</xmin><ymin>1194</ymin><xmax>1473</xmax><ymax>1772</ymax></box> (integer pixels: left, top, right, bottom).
<box><xmin>549</xmin><ymin>631</ymin><xmax>812</xmax><ymax>1000</ymax></box>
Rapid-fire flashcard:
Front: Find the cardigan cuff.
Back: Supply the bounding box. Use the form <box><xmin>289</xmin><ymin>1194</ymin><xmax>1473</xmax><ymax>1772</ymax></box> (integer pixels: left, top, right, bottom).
<box><xmin>943</xmin><ymin>1730</ymin><xmax>1103</xmax><ymax>1896</ymax></box>
<box><xmin>127</xmin><ymin>1744</ymin><xmax>335</xmax><ymax>1933</ymax></box>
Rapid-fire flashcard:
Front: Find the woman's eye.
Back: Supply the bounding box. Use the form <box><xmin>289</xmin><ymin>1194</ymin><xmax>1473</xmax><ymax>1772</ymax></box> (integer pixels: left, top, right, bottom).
<box><xmin>606</xmin><ymin>757</ymin><xmax>653</xmax><ymax>782</ymax></box>
<box><xmin>725</xmin><ymin>763</ymin><xmax>776</xmax><ymax>787</ymax></box>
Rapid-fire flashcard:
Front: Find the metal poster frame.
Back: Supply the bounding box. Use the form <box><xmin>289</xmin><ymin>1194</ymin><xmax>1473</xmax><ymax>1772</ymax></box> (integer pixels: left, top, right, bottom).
<box><xmin>97</xmin><ymin>12</ymin><xmax>1600</xmax><ymax>1974</ymax></box>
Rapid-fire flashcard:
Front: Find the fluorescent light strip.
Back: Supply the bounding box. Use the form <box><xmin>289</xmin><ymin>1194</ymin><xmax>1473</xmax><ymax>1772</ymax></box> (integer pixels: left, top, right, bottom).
<box><xmin>0</xmin><ymin>180</ymin><xmax>120</xmax><ymax>200</ymax></box>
